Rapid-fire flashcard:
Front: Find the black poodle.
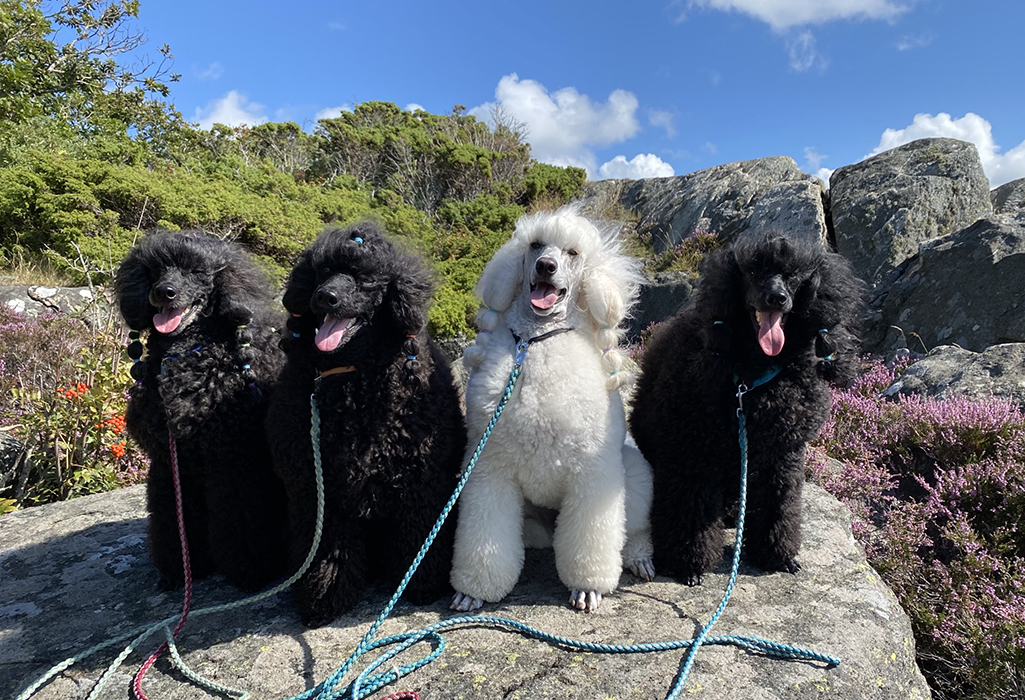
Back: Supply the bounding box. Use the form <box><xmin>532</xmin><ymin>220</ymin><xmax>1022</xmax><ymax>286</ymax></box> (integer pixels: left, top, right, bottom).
<box><xmin>266</xmin><ymin>221</ymin><xmax>466</xmax><ymax>627</ymax></box>
<box><xmin>629</xmin><ymin>231</ymin><xmax>862</xmax><ymax>585</ymax></box>
<box><xmin>116</xmin><ymin>230</ymin><xmax>289</xmax><ymax>592</ymax></box>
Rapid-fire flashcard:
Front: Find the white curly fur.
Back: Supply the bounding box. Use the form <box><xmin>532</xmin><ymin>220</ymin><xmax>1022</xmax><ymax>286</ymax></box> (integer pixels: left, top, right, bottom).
<box><xmin>451</xmin><ymin>206</ymin><xmax>654</xmax><ymax>612</ymax></box>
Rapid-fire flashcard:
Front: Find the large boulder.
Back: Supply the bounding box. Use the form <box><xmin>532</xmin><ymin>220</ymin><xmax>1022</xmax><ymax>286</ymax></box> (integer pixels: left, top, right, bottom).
<box><xmin>867</xmin><ymin>214</ymin><xmax>1025</xmax><ymax>353</ymax></box>
<box><xmin>579</xmin><ymin>156</ymin><xmax>828</xmax><ymax>251</ymax></box>
<box><xmin>992</xmin><ymin>177</ymin><xmax>1025</xmax><ymax>222</ymax></box>
<box><xmin>3</xmin><ymin>484</ymin><xmax>931</xmax><ymax>699</ymax></box>
<box><xmin>830</xmin><ymin>138</ymin><xmax>992</xmax><ymax>288</ymax></box>
<box><xmin>882</xmin><ymin>343</ymin><xmax>1025</xmax><ymax>411</ymax></box>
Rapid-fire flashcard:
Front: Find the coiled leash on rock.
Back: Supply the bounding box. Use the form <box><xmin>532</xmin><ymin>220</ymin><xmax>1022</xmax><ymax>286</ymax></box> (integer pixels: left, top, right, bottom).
<box><xmin>286</xmin><ymin>346</ymin><xmax>839</xmax><ymax>700</ymax></box>
<box><xmin>15</xmin><ymin>387</ymin><xmax>329</xmax><ymax>700</ymax></box>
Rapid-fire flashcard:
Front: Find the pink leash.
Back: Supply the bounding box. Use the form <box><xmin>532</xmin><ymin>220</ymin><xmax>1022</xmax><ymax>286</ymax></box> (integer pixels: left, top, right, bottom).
<box><xmin>132</xmin><ymin>435</ymin><xmax>193</xmax><ymax>700</ymax></box>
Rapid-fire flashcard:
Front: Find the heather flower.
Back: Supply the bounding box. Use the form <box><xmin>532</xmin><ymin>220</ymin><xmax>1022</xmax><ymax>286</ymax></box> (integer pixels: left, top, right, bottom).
<box><xmin>811</xmin><ymin>357</ymin><xmax>1025</xmax><ymax>700</ymax></box>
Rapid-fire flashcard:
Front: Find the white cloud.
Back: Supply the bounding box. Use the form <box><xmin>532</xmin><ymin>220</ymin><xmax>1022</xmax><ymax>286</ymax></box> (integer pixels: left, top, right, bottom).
<box><xmin>314</xmin><ymin>104</ymin><xmax>352</xmax><ymax>121</ymax></box>
<box><xmin>405</xmin><ymin>103</ymin><xmax>425</xmax><ymax>112</ymax></box>
<box><xmin>703</xmin><ymin>141</ymin><xmax>718</xmax><ymax>155</ymax></box>
<box><xmin>803</xmin><ymin>146</ymin><xmax>827</xmax><ymax>171</ymax></box>
<box><xmin>471</xmin><ymin>73</ymin><xmax>641</xmax><ymax>177</ymax></box>
<box><xmin>197</xmin><ymin>61</ymin><xmax>224</xmax><ymax>81</ymax></box>
<box><xmin>680</xmin><ymin>0</ymin><xmax>911</xmax><ymax>31</ymax></box>
<box><xmin>814</xmin><ymin>167</ymin><xmax>835</xmax><ymax>185</ymax></box>
<box><xmin>786</xmin><ymin>30</ymin><xmax>828</xmax><ymax>72</ymax></box>
<box><xmin>193</xmin><ymin>91</ymin><xmax>267</xmax><ymax>129</ymax></box>
<box><xmin>649</xmin><ymin>109</ymin><xmax>677</xmax><ymax>138</ymax></box>
<box><xmin>867</xmin><ymin>112</ymin><xmax>1025</xmax><ymax>188</ymax></box>
<box><xmin>896</xmin><ymin>32</ymin><xmax>932</xmax><ymax>50</ymax></box>
<box><xmin>598</xmin><ymin>154</ymin><xmax>676</xmax><ymax>180</ymax></box>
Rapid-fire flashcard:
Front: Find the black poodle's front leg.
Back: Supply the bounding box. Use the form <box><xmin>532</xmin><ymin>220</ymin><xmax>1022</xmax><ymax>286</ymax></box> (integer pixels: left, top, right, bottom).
<box><xmin>295</xmin><ymin>515</ymin><xmax>369</xmax><ymax>627</ymax></box>
<box><xmin>384</xmin><ymin>495</ymin><xmax>455</xmax><ymax>606</ymax></box>
<box><xmin>742</xmin><ymin>445</ymin><xmax>806</xmax><ymax>574</ymax></box>
<box><xmin>145</xmin><ymin>452</ymin><xmax>216</xmax><ymax>589</ymax></box>
<box><xmin>650</xmin><ymin>468</ymin><xmax>726</xmax><ymax>586</ymax></box>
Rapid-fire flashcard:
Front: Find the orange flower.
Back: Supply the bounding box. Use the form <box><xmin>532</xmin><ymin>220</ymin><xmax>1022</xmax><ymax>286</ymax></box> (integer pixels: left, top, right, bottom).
<box><xmin>111</xmin><ymin>442</ymin><xmax>126</xmax><ymax>459</ymax></box>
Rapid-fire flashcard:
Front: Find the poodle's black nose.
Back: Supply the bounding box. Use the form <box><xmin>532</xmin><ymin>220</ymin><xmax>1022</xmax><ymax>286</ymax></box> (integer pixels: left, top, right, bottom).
<box><xmin>314</xmin><ymin>288</ymin><xmax>339</xmax><ymax>309</ymax></box>
<box><xmin>536</xmin><ymin>257</ymin><xmax>558</xmax><ymax>276</ymax></box>
<box><xmin>153</xmin><ymin>282</ymin><xmax>177</xmax><ymax>303</ymax></box>
<box><xmin>766</xmin><ymin>290</ymin><xmax>789</xmax><ymax>308</ymax></box>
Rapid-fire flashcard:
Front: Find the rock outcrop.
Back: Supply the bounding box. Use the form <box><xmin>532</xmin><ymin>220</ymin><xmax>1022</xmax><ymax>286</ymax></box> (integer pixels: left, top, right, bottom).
<box><xmin>2</xmin><ymin>484</ymin><xmax>931</xmax><ymax>700</ymax></box>
<box><xmin>829</xmin><ymin>138</ymin><xmax>992</xmax><ymax>288</ymax></box>
<box><xmin>882</xmin><ymin>343</ymin><xmax>1025</xmax><ymax>410</ymax></box>
<box><xmin>868</xmin><ymin>214</ymin><xmax>1025</xmax><ymax>353</ymax></box>
<box><xmin>0</xmin><ymin>284</ymin><xmax>113</xmax><ymax>324</ymax></box>
<box><xmin>579</xmin><ymin>156</ymin><xmax>827</xmax><ymax>251</ymax></box>
<box><xmin>991</xmin><ymin>177</ymin><xmax>1025</xmax><ymax>222</ymax></box>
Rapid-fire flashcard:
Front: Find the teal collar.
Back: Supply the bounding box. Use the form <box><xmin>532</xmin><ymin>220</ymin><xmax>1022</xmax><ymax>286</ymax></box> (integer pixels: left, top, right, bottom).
<box><xmin>733</xmin><ymin>365</ymin><xmax>781</xmax><ymax>416</ymax></box>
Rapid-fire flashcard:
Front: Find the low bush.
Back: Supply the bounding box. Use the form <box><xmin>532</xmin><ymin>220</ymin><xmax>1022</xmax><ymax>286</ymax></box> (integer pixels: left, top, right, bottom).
<box><xmin>0</xmin><ymin>305</ymin><xmax>146</xmax><ymax>510</ymax></box>
<box><xmin>810</xmin><ymin>358</ymin><xmax>1025</xmax><ymax>700</ymax></box>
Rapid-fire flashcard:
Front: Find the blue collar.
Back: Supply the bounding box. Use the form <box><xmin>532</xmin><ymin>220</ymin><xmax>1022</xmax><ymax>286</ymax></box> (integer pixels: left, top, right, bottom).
<box><xmin>733</xmin><ymin>365</ymin><xmax>781</xmax><ymax>416</ymax></box>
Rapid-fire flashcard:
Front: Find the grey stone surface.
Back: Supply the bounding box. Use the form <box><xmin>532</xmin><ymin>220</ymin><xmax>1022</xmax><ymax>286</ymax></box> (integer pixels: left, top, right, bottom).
<box><xmin>630</xmin><ymin>271</ymin><xmax>694</xmax><ymax>338</ymax></box>
<box><xmin>883</xmin><ymin>343</ymin><xmax>1025</xmax><ymax>410</ymax></box>
<box><xmin>830</xmin><ymin>138</ymin><xmax>992</xmax><ymax>287</ymax></box>
<box><xmin>3</xmin><ymin>484</ymin><xmax>931</xmax><ymax>699</ymax></box>
<box><xmin>579</xmin><ymin>156</ymin><xmax>827</xmax><ymax>251</ymax></box>
<box><xmin>0</xmin><ymin>285</ymin><xmax>114</xmax><ymax>326</ymax></box>
<box><xmin>867</xmin><ymin>214</ymin><xmax>1025</xmax><ymax>353</ymax></box>
<box><xmin>992</xmin><ymin>177</ymin><xmax>1025</xmax><ymax>222</ymax></box>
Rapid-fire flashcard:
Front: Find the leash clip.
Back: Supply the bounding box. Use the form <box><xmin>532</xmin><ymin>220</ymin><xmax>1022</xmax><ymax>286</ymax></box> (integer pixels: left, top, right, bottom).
<box><xmin>513</xmin><ymin>338</ymin><xmax>529</xmax><ymax>368</ymax></box>
<box><xmin>735</xmin><ymin>382</ymin><xmax>749</xmax><ymax>417</ymax></box>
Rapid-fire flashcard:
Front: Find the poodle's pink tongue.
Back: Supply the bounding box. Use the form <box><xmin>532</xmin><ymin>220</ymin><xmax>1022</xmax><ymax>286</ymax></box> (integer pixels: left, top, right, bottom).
<box><xmin>756</xmin><ymin>310</ymin><xmax>785</xmax><ymax>356</ymax></box>
<box><xmin>530</xmin><ymin>283</ymin><xmax>560</xmax><ymax>310</ymax></box>
<box><xmin>153</xmin><ymin>306</ymin><xmax>183</xmax><ymax>334</ymax></box>
<box><xmin>315</xmin><ymin>316</ymin><xmax>354</xmax><ymax>352</ymax></box>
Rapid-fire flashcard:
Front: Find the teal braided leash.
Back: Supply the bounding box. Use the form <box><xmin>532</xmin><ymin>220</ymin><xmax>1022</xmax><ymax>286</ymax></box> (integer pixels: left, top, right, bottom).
<box><xmin>287</xmin><ymin>354</ymin><xmax>839</xmax><ymax>700</ymax></box>
<box><xmin>16</xmin><ymin>388</ymin><xmax>328</xmax><ymax>700</ymax></box>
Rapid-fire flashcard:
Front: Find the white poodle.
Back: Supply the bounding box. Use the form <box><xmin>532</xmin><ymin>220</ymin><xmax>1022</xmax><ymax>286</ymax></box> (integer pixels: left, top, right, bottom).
<box><xmin>450</xmin><ymin>206</ymin><xmax>654</xmax><ymax>614</ymax></box>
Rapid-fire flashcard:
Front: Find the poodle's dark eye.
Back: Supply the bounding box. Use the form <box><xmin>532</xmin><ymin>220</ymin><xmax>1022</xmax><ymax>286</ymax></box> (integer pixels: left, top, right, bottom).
<box><xmin>321</xmin><ymin>265</ymin><xmax>332</xmax><ymax>277</ymax></box>
<box><xmin>566</xmin><ymin>248</ymin><xmax>579</xmax><ymax>257</ymax></box>
<box><xmin>530</xmin><ymin>241</ymin><xmax>543</xmax><ymax>251</ymax></box>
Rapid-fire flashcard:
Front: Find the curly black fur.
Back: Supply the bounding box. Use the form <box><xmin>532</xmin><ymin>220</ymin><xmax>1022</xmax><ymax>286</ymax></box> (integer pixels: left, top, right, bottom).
<box><xmin>116</xmin><ymin>230</ymin><xmax>288</xmax><ymax>592</ymax></box>
<box><xmin>630</xmin><ymin>232</ymin><xmax>864</xmax><ymax>585</ymax></box>
<box><xmin>267</xmin><ymin>221</ymin><xmax>467</xmax><ymax>627</ymax></box>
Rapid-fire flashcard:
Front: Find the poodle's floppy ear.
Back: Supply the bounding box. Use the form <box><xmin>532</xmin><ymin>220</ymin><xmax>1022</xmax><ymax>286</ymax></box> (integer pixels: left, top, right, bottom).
<box><xmin>579</xmin><ymin>226</ymin><xmax>642</xmax><ymax>391</ymax></box>
<box><xmin>115</xmin><ymin>246</ymin><xmax>157</xmax><ymax>331</ymax></box>
<box><xmin>463</xmin><ymin>233</ymin><xmax>527</xmax><ymax>370</ymax></box>
<box><xmin>282</xmin><ymin>250</ymin><xmax>316</xmax><ymax>317</ymax></box>
<box><xmin>211</xmin><ymin>250</ymin><xmax>270</xmax><ymax>326</ymax></box>
<box><xmin>693</xmin><ymin>248</ymin><xmax>747</xmax><ymax>355</ymax></box>
<box><xmin>384</xmin><ymin>253</ymin><xmax>436</xmax><ymax>389</ymax></box>
<box><xmin>385</xmin><ymin>255</ymin><xmax>434</xmax><ymax>336</ymax></box>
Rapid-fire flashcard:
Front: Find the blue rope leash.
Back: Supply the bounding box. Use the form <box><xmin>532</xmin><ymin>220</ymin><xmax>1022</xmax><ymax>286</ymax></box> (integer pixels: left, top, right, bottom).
<box><xmin>16</xmin><ymin>389</ymin><xmax>329</xmax><ymax>700</ymax></box>
<box><xmin>290</xmin><ymin>352</ymin><xmax>839</xmax><ymax>700</ymax></box>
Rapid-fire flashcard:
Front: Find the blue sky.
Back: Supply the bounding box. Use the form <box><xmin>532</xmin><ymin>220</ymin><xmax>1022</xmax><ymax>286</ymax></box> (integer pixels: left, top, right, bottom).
<box><xmin>136</xmin><ymin>0</ymin><xmax>1025</xmax><ymax>187</ymax></box>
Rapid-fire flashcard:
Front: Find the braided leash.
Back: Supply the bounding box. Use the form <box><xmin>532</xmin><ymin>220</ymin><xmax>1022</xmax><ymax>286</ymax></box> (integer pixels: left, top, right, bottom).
<box><xmin>16</xmin><ymin>390</ymin><xmax>328</xmax><ymax>700</ymax></box>
<box><xmin>284</xmin><ymin>349</ymin><xmax>839</xmax><ymax>700</ymax></box>
<box><xmin>131</xmin><ymin>435</ymin><xmax>194</xmax><ymax>700</ymax></box>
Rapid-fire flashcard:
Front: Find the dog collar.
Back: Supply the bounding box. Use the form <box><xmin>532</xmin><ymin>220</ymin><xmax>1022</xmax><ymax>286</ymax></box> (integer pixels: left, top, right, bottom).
<box><xmin>733</xmin><ymin>365</ymin><xmax>782</xmax><ymax>416</ymax></box>
<box><xmin>319</xmin><ymin>365</ymin><xmax>357</xmax><ymax>379</ymax></box>
<box><xmin>510</xmin><ymin>327</ymin><xmax>574</xmax><ymax>346</ymax></box>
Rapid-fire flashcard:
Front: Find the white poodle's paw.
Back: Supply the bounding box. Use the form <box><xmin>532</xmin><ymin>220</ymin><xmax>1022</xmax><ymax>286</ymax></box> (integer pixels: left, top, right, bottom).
<box><xmin>626</xmin><ymin>556</ymin><xmax>655</xmax><ymax>582</ymax></box>
<box><xmin>568</xmin><ymin>589</ymin><xmax>603</xmax><ymax>613</ymax></box>
<box><xmin>450</xmin><ymin>591</ymin><xmax>484</xmax><ymax>612</ymax></box>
